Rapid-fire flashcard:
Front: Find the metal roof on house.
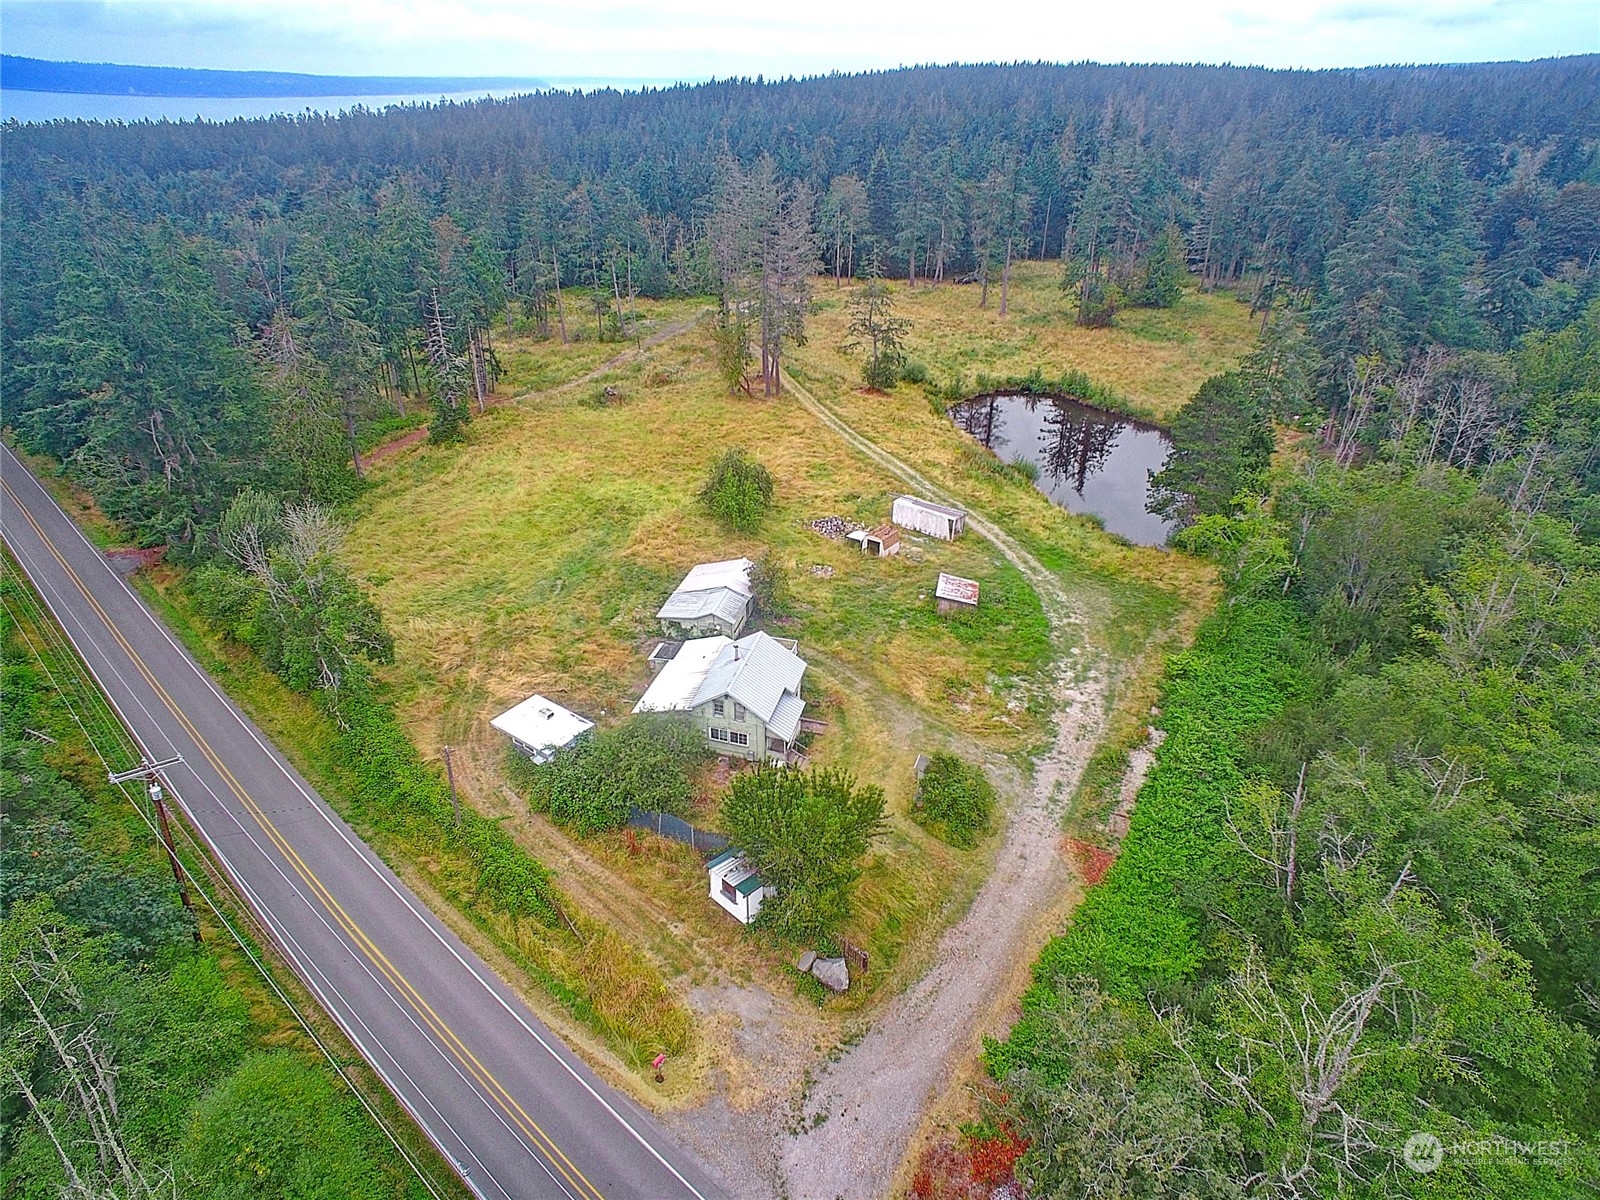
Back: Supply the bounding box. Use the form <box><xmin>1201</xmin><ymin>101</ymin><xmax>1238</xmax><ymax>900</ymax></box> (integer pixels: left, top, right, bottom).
<box><xmin>867</xmin><ymin>523</ymin><xmax>901</xmax><ymax>544</ymax></box>
<box><xmin>656</xmin><ymin>558</ymin><xmax>756</xmax><ymax>626</ymax></box>
<box><xmin>656</xmin><ymin>585</ymin><xmax>751</xmax><ymax>627</ymax></box>
<box><xmin>490</xmin><ymin>694</ymin><xmax>594</xmax><ymax>753</ymax></box>
<box><xmin>692</xmin><ymin>631</ymin><xmax>806</xmax><ymax>724</ymax></box>
<box><xmin>935</xmin><ymin>573</ymin><xmax>981</xmax><ymax>604</ymax></box>
<box><xmin>768</xmin><ymin>691</ymin><xmax>807</xmax><ymax>742</ymax></box>
<box><xmin>896</xmin><ymin>495</ymin><xmax>967</xmax><ymax>521</ymax></box>
<box><xmin>633</xmin><ymin>635</ymin><xmax>732</xmax><ymax>714</ymax></box>
<box><xmin>677</xmin><ymin>558</ymin><xmax>755</xmax><ymax>596</ymax></box>
<box><xmin>708</xmin><ymin>850</ymin><xmax>766</xmax><ymax>895</ymax></box>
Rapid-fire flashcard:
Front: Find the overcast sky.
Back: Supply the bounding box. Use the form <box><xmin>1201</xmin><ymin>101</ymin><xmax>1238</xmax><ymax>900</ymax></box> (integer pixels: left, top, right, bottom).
<box><xmin>2</xmin><ymin>0</ymin><xmax>1594</xmax><ymax>83</ymax></box>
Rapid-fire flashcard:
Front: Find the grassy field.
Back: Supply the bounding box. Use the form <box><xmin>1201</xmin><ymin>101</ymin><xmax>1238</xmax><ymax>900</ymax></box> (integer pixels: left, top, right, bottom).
<box><xmin>494</xmin><ymin>294</ymin><xmax>711</xmax><ymax>397</ymax></box>
<box><xmin>340</xmin><ymin>268</ymin><xmax>1240</xmax><ymax>1024</ymax></box>
<box><xmin>814</xmin><ymin>260</ymin><xmax>1259</xmax><ymax>423</ymax></box>
<box><xmin>796</xmin><ymin>271</ymin><xmax>1243</xmax><ymax>833</ymax></box>
<box><xmin>344</xmin><ymin>311</ymin><xmax>1055</xmax><ymax>1008</ymax></box>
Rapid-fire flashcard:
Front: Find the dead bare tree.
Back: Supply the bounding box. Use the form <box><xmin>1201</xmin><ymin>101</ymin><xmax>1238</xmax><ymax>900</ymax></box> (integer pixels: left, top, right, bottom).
<box><xmin>3</xmin><ymin>914</ymin><xmax>174</xmax><ymax>1199</ymax></box>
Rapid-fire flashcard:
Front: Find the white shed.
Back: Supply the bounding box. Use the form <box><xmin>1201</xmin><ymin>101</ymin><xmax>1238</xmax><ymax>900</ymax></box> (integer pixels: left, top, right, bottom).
<box><xmin>892</xmin><ymin>495</ymin><xmax>967</xmax><ymax>540</ymax></box>
<box><xmin>490</xmin><ymin>694</ymin><xmax>595</xmax><ymax>763</ymax></box>
<box><xmin>706</xmin><ymin>849</ymin><xmax>774</xmax><ymax>923</ymax></box>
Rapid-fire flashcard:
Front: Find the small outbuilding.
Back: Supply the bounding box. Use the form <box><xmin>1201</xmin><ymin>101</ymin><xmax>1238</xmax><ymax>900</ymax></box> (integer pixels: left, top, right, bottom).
<box><xmin>847</xmin><ymin>523</ymin><xmax>901</xmax><ymax>558</ymax></box>
<box><xmin>490</xmin><ymin>694</ymin><xmax>595</xmax><ymax>764</ymax></box>
<box><xmin>935</xmin><ymin>573</ymin><xmax>981</xmax><ymax>615</ymax></box>
<box><xmin>646</xmin><ymin>640</ymin><xmax>681</xmax><ymax>673</ymax></box>
<box><xmin>892</xmin><ymin>496</ymin><xmax>967</xmax><ymax>541</ymax></box>
<box><xmin>707</xmin><ymin>849</ymin><xmax>774</xmax><ymax>924</ymax></box>
<box><xmin>657</xmin><ymin>557</ymin><xmax>755</xmax><ymax>639</ymax></box>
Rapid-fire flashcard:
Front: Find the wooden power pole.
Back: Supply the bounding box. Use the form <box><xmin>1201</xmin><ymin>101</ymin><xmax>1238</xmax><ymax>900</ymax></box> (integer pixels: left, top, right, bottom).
<box><xmin>441</xmin><ymin>745</ymin><xmax>461</xmax><ymax>825</ymax></box>
<box><xmin>110</xmin><ymin>756</ymin><xmax>201</xmax><ymax>944</ymax></box>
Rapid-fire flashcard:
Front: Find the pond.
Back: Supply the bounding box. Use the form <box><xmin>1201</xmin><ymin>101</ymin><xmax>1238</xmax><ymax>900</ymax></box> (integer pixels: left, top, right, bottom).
<box><xmin>949</xmin><ymin>394</ymin><xmax>1174</xmax><ymax>546</ymax></box>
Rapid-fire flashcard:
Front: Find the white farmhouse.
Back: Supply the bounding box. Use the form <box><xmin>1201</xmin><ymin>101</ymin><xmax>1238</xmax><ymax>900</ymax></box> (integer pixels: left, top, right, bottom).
<box><xmin>633</xmin><ymin>630</ymin><xmax>807</xmax><ymax>764</ymax></box>
<box><xmin>706</xmin><ymin>849</ymin><xmax>774</xmax><ymax>923</ymax></box>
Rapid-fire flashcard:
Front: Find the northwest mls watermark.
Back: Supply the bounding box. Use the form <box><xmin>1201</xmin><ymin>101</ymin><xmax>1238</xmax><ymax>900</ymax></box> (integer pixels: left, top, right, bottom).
<box><xmin>1402</xmin><ymin>1131</ymin><xmax>1573</xmax><ymax>1173</ymax></box>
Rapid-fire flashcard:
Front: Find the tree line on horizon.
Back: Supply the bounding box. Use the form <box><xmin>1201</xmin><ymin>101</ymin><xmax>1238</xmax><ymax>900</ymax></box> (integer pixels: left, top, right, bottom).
<box><xmin>0</xmin><ymin>57</ymin><xmax>1596</xmax><ymax>547</ymax></box>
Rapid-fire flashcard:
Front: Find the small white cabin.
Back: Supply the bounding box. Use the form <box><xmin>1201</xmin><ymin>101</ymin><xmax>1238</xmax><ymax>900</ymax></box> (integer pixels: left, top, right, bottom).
<box><xmin>892</xmin><ymin>495</ymin><xmax>967</xmax><ymax>541</ymax></box>
<box><xmin>707</xmin><ymin>849</ymin><xmax>774</xmax><ymax>924</ymax></box>
<box><xmin>490</xmin><ymin>694</ymin><xmax>594</xmax><ymax>764</ymax></box>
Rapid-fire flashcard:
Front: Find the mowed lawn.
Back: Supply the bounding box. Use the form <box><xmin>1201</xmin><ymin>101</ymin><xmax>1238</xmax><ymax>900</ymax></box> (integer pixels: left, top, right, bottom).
<box><xmin>809</xmin><ymin>260</ymin><xmax>1260</xmax><ymax>423</ymax></box>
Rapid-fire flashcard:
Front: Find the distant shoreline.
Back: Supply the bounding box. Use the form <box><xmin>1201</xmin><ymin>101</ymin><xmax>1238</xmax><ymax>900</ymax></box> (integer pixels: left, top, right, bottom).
<box><xmin>0</xmin><ymin>87</ymin><xmax>542</xmax><ymax>124</ymax></box>
<box><xmin>0</xmin><ymin>55</ymin><xmax>545</xmax><ymax>98</ymax></box>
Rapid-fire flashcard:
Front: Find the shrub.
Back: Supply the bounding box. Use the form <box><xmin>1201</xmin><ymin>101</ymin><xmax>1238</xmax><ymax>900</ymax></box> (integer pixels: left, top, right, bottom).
<box><xmin>698</xmin><ymin>447</ymin><xmax>774</xmax><ymax>532</ymax></box>
<box><xmin>532</xmin><ymin>713</ymin><xmax>710</xmax><ymax>835</ymax></box>
<box><xmin>722</xmin><ymin>766</ymin><xmax>885</xmax><ymax>942</ymax></box>
<box><xmin>175</xmin><ymin>1052</ymin><xmax>391</xmax><ymax>1200</ymax></box>
<box><xmin>915</xmin><ymin>752</ymin><xmax>996</xmax><ymax>848</ymax></box>
<box><xmin>331</xmin><ymin>689</ymin><xmax>561</xmax><ymax>927</ymax></box>
<box><xmin>750</xmin><ymin>552</ymin><xmax>794</xmax><ymax>619</ymax></box>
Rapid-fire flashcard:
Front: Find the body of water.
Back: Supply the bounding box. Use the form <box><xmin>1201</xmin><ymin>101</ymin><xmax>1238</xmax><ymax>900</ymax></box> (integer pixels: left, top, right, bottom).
<box><xmin>0</xmin><ymin>82</ymin><xmax>690</xmax><ymax>124</ymax></box>
<box><xmin>0</xmin><ymin>87</ymin><xmax>540</xmax><ymax>123</ymax></box>
<box><xmin>950</xmin><ymin>393</ymin><xmax>1175</xmax><ymax>545</ymax></box>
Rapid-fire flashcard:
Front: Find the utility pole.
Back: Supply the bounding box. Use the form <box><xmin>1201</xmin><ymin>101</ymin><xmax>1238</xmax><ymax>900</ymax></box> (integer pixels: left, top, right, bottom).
<box><xmin>110</xmin><ymin>756</ymin><xmax>201</xmax><ymax>944</ymax></box>
<box><xmin>441</xmin><ymin>745</ymin><xmax>461</xmax><ymax>825</ymax></box>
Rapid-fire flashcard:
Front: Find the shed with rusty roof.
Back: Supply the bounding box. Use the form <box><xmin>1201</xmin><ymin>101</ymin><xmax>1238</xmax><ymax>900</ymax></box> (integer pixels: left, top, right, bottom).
<box><xmin>935</xmin><ymin>572</ymin><xmax>981</xmax><ymax>615</ymax></box>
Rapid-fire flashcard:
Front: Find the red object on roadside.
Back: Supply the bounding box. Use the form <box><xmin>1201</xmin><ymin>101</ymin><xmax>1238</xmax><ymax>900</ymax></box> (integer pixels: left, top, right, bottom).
<box><xmin>652</xmin><ymin>1053</ymin><xmax>667</xmax><ymax>1071</ymax></box>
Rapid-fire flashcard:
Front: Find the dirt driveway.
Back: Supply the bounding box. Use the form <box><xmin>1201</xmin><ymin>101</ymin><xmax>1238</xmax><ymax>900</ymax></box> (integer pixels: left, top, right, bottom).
<box><xmin>659</xmin><ymin>374</ymin><xmax>1111</xmax><ymax>1199</ymax></box>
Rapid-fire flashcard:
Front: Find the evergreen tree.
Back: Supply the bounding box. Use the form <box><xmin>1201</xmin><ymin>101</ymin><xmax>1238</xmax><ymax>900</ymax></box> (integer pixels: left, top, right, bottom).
<box><xmin>1149</xmin><ymin>373</ymin><xmax>1275</xmax><ymax>527</ymax></box>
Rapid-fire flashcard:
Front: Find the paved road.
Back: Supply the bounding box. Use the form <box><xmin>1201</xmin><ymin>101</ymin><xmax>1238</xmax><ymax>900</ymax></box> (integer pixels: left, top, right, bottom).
<box><xmin>1</xmin><ymin>445</ymin><xmax>726</xmax><ymax>1200</ymax></box>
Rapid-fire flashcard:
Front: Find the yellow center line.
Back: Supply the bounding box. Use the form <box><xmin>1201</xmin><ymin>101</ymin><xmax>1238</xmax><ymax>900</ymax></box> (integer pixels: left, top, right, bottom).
<box><xmin>2</xmin><ymin>479</ymin><xmax>605</xmax><ymax>1200</ymax></box>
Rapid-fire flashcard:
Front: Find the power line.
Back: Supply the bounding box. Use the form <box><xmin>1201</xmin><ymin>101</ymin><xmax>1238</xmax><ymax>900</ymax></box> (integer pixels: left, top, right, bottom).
<box><xmin>0</xmin><ymin>560</ymin><xmax>453</xmax><ymax>1200</ymax></box>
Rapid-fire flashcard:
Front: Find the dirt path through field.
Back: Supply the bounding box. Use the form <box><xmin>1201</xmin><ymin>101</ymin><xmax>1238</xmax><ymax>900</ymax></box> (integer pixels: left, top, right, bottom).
<box><xmin>515</xmin><ymin>312</ymin><xmax>710</xmax><ymax>402</ymax></box>
<box><xmin>771</xmin><ymin>372</ymin><xmax>1107</xmax><ymax>1200</ymax></box>
<box><xmin>362</xmin><ymin>314</ymin><xmax>710</xmax><ymax>465</ymax></box>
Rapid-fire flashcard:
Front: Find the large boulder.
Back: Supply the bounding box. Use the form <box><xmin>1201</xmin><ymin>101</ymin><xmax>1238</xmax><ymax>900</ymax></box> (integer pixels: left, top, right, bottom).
<box><xmin>810</xmin><ymin>956</ymin><xmax>849</xmax><ymax>993</ymax></box>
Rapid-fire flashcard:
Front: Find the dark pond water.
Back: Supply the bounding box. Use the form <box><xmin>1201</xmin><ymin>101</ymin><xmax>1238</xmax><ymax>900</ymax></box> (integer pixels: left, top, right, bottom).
<box><xmin>949</xmin><ymin>394</ymin><xmax>1175</xmax><ymax>546</ymax></box>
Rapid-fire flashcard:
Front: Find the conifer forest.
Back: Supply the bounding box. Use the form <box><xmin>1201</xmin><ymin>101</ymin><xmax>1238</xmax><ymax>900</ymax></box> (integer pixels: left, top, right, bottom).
<box><xmin>3</xmin><ymin>55</ymin><xmax>1600</xmax><ymax>1199</ymax></box>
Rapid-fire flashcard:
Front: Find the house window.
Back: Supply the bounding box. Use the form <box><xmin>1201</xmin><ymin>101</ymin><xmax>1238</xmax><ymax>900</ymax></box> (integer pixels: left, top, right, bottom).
<box><xmin>728</xmin><ymin>730</ymin><xmax>750</xmax><ymax>747</ymax></box>
<box><xmin>734</xmin><ymin>703</ymin><xmax>747</xmax><ymax>721</ymax></box>
<box><xmin>721</xmin><ymin>878</ymin><xmax>738</xmax><ymax>901</ymax></box>
<box><xmin>709</xmin><ymin>727</ymin><xmax>728</xmax><ymax>742</ymax></box>
<box><xmin>712</xmin><ymin>699</ymin><xmax>725</xmax><ymax>717</ymax></box>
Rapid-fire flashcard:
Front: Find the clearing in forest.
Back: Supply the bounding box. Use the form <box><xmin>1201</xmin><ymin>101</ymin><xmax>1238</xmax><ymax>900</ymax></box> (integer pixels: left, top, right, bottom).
<box><xmin>343</xmin><ymin>277</ymin><xmax>1239</xmax><ymax>1195</ymax></box>
<box><xmin>814</xmin><ymin>259</ymin><xmax>1259</xmax><ymax>421</ymax></box>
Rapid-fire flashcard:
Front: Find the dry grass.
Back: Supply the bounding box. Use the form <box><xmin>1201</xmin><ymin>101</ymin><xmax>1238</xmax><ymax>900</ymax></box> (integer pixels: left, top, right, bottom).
<box><xmin>344</xmin><ymin>321</ymin><xmax>1056</xmax><ymax>1010</ymax></box>
<box><xmin>348</xmin><ymin>331</ymin><xmax>1053</xmax><ymax>756</ymax></box>
<box><xmin>809</xmin><ymin>261</ymin><xmax>1259</xmax><ymax>422</ymax></box>
<box><xmin>342</xmin><ymin>266</ymin><xmax>1238</xmax><ymax>1021</ymax></box>
<box><xmin>494</xmin><ymin>294</ymin><xmax>710</xmax><ymax>398</ymax></box>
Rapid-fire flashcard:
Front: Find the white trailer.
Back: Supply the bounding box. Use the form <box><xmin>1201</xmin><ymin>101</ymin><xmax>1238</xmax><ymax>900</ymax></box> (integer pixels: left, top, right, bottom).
<box><xmin>892</xmin><ymin>495</ymin><xmax>968</xmax><ymax>540</ymax></box>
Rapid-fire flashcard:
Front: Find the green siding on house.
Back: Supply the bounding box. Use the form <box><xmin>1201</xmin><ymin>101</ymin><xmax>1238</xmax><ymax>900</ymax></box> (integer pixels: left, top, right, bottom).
<box><xmin>694</xmin><ymin>698</ymin><xmax>774</xmax><ymax>761</ymax></box>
